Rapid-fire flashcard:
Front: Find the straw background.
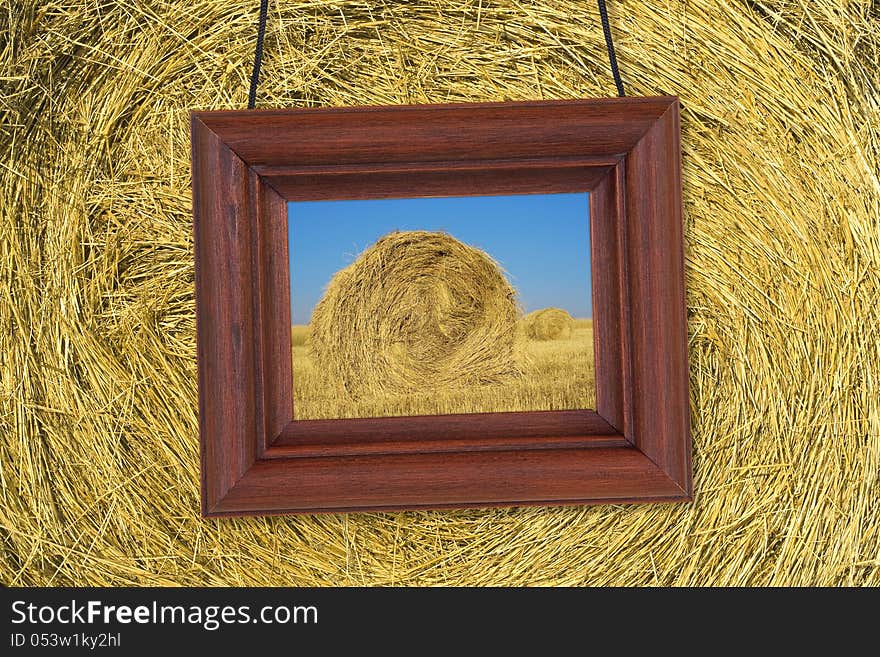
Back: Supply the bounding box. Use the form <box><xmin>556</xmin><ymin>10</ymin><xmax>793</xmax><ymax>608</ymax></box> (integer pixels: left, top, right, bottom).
<box><xmin>2</xmin><ymin>1</ymin><xmax>878</xmax><ymax>585</ymax></box>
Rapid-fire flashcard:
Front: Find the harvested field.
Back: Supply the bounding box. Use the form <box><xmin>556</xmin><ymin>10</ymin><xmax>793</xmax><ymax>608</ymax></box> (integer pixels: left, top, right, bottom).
<box><xmin>292</xmin><ymin>319</ymin><xmax>594</xmax><ymax>419</ymax></box>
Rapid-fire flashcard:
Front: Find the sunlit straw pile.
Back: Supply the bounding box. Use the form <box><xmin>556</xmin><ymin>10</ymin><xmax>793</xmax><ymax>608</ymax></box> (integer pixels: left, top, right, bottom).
<box><xmin>523</xmin><ymin>308</ymin><xmax>574</xmax><ymax>341</ymax></box>
<box><xmin>309</xmin><ymin>231</ymin><xmax>522</xmax><ymax>397</ymax></box>
<box><xmin>1</xmin><ymin>1</ymin><xmax>878</xmax><ymax>585</ymax></box>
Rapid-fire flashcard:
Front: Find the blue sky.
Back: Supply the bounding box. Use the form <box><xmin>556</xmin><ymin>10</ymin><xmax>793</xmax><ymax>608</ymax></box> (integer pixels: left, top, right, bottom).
<box><xmin>287</xmin><ymin>193</ymin><xmax>591</xmax><ymax>325</ymax></box>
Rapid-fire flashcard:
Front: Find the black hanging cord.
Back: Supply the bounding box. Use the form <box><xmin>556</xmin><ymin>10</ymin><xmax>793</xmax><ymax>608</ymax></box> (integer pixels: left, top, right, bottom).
<box><xmin>247</xmin><ymin>0</ymin><xmax>625</xmax><ymax>106</ymax></box>
<box><xmin>248</xmin><ymin>0</ymin><xmax>269</xmax><ymax>109</ymax></box>
<box><xmin>597</xmin><ymin>0</ymin><xmax>626</xmax><ymax>97</ymax></box>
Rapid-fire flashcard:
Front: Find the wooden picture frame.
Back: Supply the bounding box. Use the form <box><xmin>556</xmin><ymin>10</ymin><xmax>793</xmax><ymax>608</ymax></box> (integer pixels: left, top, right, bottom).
<box><xmin>191</xmin><ymin>97</ymin><xmax>691</xmax><ymax>516</ymax></box>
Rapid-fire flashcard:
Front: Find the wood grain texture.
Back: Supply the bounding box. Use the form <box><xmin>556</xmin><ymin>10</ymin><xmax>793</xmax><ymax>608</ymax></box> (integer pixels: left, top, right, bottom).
<box><xmin>253</xmin><ymin>178</ymin><xmax>291</xmax><ymax>453</ymax></box>
<box><xmin>624</xmin><ymin>100</ymin><xmax>692</xmax><ymax>496</ymax></box>
<box><xmin>191</xmin><ymin>116</ymin><xmax>259</xmax><ymax>512</ymax></box>
<box><xmin>213</xmin><ymin>447</ymin><xmax>686</xmax><ymax>515</ymax></box>
<box><xmin>269</xmin><ymin>409</ymin><xmax>624</xmax><ymax>458</ymax></box>
<box><xmin>590</xmin><ymin>165</ymin><xmax>629</xmax><ymax>434</ymax></box>
<box><xmin>191</xmin><ymin>96</ymin><xmax>691</xmax><ymax>516</ymax></box>
<box><xmin>263</xmin><ymin>163</ymin><xmax>613</xmax><ymax>201</ymax></box>
<box><xmin>197</xmin><ymin>97</ymin><xmax>675</xmax><ymax>168</ymax></box>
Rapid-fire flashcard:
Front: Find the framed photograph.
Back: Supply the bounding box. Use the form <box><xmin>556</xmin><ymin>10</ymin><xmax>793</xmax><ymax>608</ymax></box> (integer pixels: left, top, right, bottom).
<box><xmin>191</xmin><ymin>97</ymin><xmax>691</xmax><ymax>516</ymax></box>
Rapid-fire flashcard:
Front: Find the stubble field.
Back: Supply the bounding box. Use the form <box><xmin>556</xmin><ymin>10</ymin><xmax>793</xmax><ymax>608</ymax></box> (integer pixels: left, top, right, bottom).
<box><xmin>291</xmin><ymin>319</ymin><xmax>595</xmax><ymax>419</ymax></box>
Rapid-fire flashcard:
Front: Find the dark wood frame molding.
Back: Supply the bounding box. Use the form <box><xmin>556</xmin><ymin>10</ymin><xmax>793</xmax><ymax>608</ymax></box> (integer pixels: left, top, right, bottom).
<box><xmin>191</xmin><ymin>97</ymin><xmax>691</xmax><ymax>516</ymax></box>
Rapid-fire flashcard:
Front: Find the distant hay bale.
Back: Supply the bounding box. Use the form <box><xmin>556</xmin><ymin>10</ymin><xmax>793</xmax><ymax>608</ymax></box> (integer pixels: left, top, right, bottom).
<box><xmin>523</xmin><ymin>308</ymin><xmax>574</xmax><ymax>341</ymax></box>
<box><xmin>309</xmin><ymin>231</ymin><xmax>522</xmax><ymax>397</ymax></box>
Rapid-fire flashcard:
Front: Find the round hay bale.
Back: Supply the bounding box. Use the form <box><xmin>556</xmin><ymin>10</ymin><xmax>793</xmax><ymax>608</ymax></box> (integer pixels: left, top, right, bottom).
<box><xmin>523</xmin><ymin>308</ymin><xmax>574</xmax><ymax>341</ymax></box>
<box><xmin>309</xmin><ymin>230</ymin><xmax>522</xmax><ymax>397</ymax></box>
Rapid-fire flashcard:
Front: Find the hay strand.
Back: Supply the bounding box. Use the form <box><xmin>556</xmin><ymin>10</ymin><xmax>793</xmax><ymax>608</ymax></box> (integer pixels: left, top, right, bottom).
<box><xmin>309</xmin><ymin>231</ymin><xmax>522</xmax><ymax>397</ymax></box>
